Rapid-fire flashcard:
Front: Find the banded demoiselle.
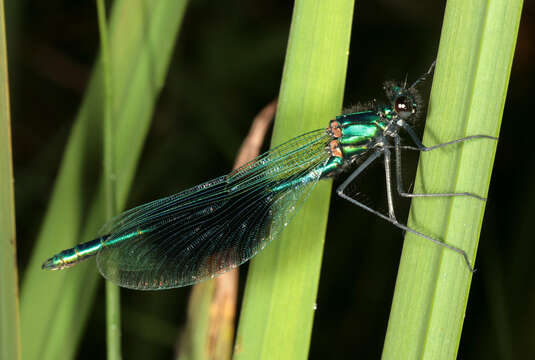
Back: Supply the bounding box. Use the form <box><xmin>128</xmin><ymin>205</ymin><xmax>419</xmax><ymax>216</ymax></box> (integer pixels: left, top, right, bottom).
<box><xmin>42</xmin><ymin>63</ymin><xmax>496</xmax><ymax>290</ymax></box>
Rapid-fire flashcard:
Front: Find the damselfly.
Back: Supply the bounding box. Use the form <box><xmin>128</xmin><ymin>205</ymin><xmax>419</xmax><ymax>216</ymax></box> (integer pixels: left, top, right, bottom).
<box><xmin>42</xmin><ymin>63</ymin><xmax>496</xmax><ymax>290</ymax></box>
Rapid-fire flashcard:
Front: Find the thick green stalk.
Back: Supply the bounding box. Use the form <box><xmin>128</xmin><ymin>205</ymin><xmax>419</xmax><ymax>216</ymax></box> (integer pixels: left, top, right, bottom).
<box><xmin>234</xmin><ymin>1</ymin><xmax>355</xmax><ymax>359</ymax></box>
<box><xmin>0</xmin><ymin>0</ymin><xmax>21</xmax><ymax>359</ymax></box>
<box><xmin>96</xmin><ymin>0</ymin><xmax>122</xmax><ymax>359</ymax></box>
<box><xmin>382</xmin><ymin>0</ymin><xmax>523</xmax><ymax>359</ymax></box>
<box><xmin>20</xmin><ymin>2</ymin><xmax>189</xmax><ymax>359</ymax></box>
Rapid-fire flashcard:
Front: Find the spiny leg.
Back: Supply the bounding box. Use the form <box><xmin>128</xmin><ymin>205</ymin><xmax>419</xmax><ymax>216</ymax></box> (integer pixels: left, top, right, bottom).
<box><xmin>336</xmin><ymin>150</ymin><xmax>475</xmax><ymax>272</ymax></box>
<box><xmin>383</xmin><ymin>147</ymin><xmax>397</xmax><ymax>220</ymax></box>
<box><xmin>337</xmin><ymin>150</ymin><xmax>383</xmax><ymax>192</ymax></box>
<box><xmin>396</xmin><ymin>123</ymin><xmax>498</xmax><ymax>200</ymax></box>
<box><xmin>394</xmin><ymin>136</ymin><xmax>485</xmax><ymax>200</ymax></box>
<box><xmin>401</xmin><ymin>122</ymin><xmax>497</xmax><ymax>152</ymax></box>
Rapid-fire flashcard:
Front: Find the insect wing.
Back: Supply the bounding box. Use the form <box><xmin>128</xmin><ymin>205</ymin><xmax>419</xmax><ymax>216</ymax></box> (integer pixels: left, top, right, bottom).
<box><xmin>96</xmin><ymin>130</ymin><xmax>331</xmax><ymax>289</ymax></box>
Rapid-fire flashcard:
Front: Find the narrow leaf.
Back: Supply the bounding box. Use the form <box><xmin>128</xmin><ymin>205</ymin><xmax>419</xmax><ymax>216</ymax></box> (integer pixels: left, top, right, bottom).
<box><xmin>0</xmin><ymin>0</ymin><xmax>21</xmax><ymax>358</ymax></box>
<box><xmin>234</xmin><ymin>1</ymin><xmax>355</xmax><ymax>359</ymax></box>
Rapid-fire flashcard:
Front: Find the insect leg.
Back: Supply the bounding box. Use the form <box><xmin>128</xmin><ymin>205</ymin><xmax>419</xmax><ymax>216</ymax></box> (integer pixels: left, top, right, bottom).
<box><xmin>336</xmin><ymin>151</ymin><xmax>475</xmax><ymax>272</ymax></box>
<box><xmin>383</xmin><ymin>147</ymin><xmax>397</xmax><ymax>220</ymax></box>
<box><xmin>401</xmin><ymin>122</ymin><xmax>497</xmax><ymax>152</ymax></box>
<box><xmin>394</xmin><ymin>136</ymin><xmax>486</xmax><ymax>200</ymax></box>
<box><xmin>396</xmin><ymin>123</ymin><xmax>498</xmax><ymax>200</ymax></box>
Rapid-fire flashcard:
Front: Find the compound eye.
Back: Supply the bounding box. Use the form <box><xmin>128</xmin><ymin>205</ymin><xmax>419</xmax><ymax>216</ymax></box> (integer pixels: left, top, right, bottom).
<box><xmin>394</xmin><ymin>96</ymin><xmax>415</xmax><ymax>119</ymax></box>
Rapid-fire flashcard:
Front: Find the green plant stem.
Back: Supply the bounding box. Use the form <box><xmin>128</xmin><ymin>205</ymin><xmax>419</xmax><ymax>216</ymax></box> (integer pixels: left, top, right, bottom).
<box><xmin>105</xmin><ymin>280</ymin><xmax>122</xmax><ymax>360</ymax></box>
<box><xmin>0</xmin><ymin>0</ymin><xmax>21</xmax><ymax>358</ymax></box>
<box><xmin>234</xmin><ymin>1</ymin><xmax>355</xmax><ymax>359</ymax></box>
<box><xmin>382</xmin><ymin>0</ymin><xmax>523</xmax><ymax>359</ymax></box>
<box><xmin>96</xmin><ymin>0</ymin><xmax>122</xmax><ymax>359</ymax></box>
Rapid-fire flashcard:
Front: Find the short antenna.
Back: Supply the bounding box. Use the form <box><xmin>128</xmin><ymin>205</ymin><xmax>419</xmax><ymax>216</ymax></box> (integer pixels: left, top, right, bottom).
<box><xmin>410</xmin><ymin>60</ymin><xmax>436</xmax><ymax>89</ymax></box>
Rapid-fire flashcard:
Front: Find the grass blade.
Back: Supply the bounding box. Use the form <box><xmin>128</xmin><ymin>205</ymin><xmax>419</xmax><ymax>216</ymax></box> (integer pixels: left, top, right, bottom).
<box><xmin>95</xmin><ymin>1</ymin><xmax>122</xmax><ymax>358</ymax></box>
<box><xmin>234</xmin><ymin>1</ymin><xmax>355</xmax><ymax>359</ymax></box>
<box><xmin>0</xmin><ymin>0</ymin><xmax>21</xmax><ymax>358</ymax></box>
<box><xmin>382</xmin><ymin>0</ymin><xmax>524</xmax><ymax>359</ymax></box>
<box><xmin>20</xmin><ymin>1</ymin><xmax>189</xmax><ymax>359</ymax></box>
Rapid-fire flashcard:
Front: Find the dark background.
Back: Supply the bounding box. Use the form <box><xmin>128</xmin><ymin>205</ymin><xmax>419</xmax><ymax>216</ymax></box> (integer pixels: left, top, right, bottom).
<box><xmin>8</xmin><ymin>1</ymin><xmax>534</xmax><ymax>359</ymax></box>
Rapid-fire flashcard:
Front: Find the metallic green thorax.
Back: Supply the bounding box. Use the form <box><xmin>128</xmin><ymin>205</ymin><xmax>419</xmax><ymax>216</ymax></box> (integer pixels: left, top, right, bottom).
<box><xmin>316</xmin><ymin>110</ymin><xmax>389</xmax><ymax>178</ymax></box>
<box><xmin>274</xmin><ymin>110</ymin><xmax>388</xmax><ymax>192</ymax></box>
<box><xmin>335</xmin><ymin>111</ymin><xmax>385</xmax><ymax>157</ymax></box>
